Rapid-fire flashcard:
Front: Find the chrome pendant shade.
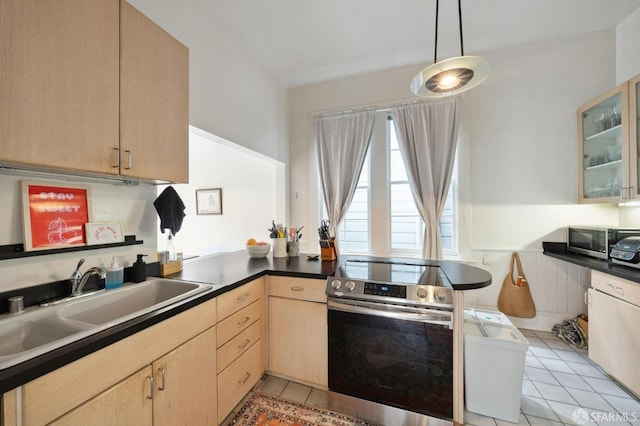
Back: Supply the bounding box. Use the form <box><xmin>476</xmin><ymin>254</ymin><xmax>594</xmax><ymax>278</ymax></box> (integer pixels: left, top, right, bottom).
<box><xmin>410</xmin><ymin>0</ymin><xmax>490</xmax><ymax>98</ymax></box>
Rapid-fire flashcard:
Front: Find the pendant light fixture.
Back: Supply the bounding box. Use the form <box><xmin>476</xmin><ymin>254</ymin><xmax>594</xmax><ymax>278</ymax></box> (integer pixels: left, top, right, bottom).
<box><xmin>410</xmin><ymin>0</ymin><xmax>490</xmax><ymax>98</ymax></box>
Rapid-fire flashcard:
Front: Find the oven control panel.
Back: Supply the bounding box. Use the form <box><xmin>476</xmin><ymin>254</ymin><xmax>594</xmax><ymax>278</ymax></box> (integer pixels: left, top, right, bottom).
<box><xmin>364</xmin><ymin>282</ymin><xmax>406</xmax><ymax>298</ymax></box>
<box><xmin>326</xmin><ymin>277</ymin><xmax>454</xmax><ymax>308</ymax></box>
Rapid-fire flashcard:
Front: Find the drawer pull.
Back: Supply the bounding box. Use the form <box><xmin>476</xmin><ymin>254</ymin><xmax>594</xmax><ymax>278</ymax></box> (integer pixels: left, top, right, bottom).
<box><xmin>237</xmin><ymin>293</ymin><xmax>250</xmax><ymax>303</ymax></box>
<box><xmin>238</xmin><ymin>372</ymin><xmax>251</xmax><ymax>385</ymax></box>
<box><xmin>157</xmin><ymin>368</ymin><xmax>166</xmax><ymax>391</ymax></box>
<box><xmin>291</xmin><ymin>286</ymin><xmax>304</xmax><ymax>292</ymax></box>
<box><xmin>607</xmin><ymin>283</ymin><xmax>625</xmax><ymax>296</ymax></box>
<box><xmin>238</xmin><ymin>316</ymin><xmax>251</xmax><ymax>328</ymax></box>
<box><xmin>146</xmin><ymin>375</ymin><xmax>154</xmax><ymax>400</ymax></box>
<box><xmin>238</xmin><ymin>339</ymin><xmax>252</xmax><ymax>352</ymax></box>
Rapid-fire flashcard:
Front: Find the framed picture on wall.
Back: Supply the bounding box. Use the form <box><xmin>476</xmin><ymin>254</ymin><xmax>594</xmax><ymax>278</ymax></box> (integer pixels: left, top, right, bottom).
<box><xmin>21</xmin><ymin>181</ymin><xmax>91</xmax><ymax>251</ymax></box>
<box><xmin>196</xmin><ymin>188</ymin><xmax>222</xmax><ymax>215</ymax></box>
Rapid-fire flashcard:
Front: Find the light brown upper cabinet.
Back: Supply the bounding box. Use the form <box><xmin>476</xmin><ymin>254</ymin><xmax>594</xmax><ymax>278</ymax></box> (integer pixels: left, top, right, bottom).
<box><xmin>120</xmin><ymin>1</ymin><xmax>189</xmax><ymax>183</ymax></box>
<box><xmin>0</xmin><ymin>0</ymin><xmax>189</xmax><ymax>183</ymax></box>
<box><xmin>0</xmin><ymin>0</ymin><xmax>120</xmax><ymax>175</ymax></box>
<box><xmin>628</xmin><ymin>73</ymin><xmax>640</xmax><ymax>202</ymax></box>
<box><xmin>578</xmin><ymin>74</ymin><xmax>640</xmax><ymax>203</ymax></box>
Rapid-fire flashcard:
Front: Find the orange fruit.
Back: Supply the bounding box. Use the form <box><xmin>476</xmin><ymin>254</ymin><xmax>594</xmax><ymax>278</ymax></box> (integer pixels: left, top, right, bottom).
<box><xmin>246</xmin><ymin>238</ymin><xmax>257</xmax><ymax>245</ymax></box>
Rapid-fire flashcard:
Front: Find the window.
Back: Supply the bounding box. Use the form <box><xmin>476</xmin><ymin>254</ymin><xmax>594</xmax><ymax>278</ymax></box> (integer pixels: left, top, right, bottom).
<box><xmin>326</xmin><ymin>113</ymin><xmax>457</xmax><ymax>258</ymax></box>
<box><xmin>336</xmin><ymin>152</ymin><xmax>369</xmax><ymax>252</ymax></box>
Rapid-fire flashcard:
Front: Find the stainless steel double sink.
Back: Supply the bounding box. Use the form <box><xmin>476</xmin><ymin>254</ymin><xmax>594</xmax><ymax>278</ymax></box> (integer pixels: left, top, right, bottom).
<box><xmin>0</xmin><ymin>279</ymin><xmax>213</xmax><ymax>369</ymax></box>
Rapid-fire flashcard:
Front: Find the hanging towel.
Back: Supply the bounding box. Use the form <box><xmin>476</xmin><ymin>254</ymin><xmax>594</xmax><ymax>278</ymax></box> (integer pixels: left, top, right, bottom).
<box><xmin>153</xmin><ymin>186</ymin><xmax>186</xmax><ymax>235</ymax></box>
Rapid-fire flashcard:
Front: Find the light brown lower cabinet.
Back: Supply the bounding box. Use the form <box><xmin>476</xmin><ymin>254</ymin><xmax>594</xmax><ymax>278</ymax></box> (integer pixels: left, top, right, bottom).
<box><xmin>267</xmin><ymin>276</ymin><xmax>328</xmax><ymax>388</ymax></box>
<box><xmin>153</xmin><ymin>326</ymin><xmax>218</xmax><ymax>426</ymax></box>
<box><xmin>0</xmin><ymin>275</ymin><xmax>330</xmax><ymax>425</ymax></box>
<box><xmin>216</xmin><ymin>278</ymin><xmax>266</xmax><ymax>423</ymax></box>
<box><xmin>2</xmin><ymin>298</ymin><xmax>217</xmax><ymax>426</ymax></box>
<box><xmin>51</xmin><ymin>326</ymin><xmax>217</xmax><ymax>426</ymax></box>
<box><xmin>217</xmin><ymin>339</ymin><xmax>264</xmax><ymax>423</ymax></box>
<box><xmin>589</xmin><ymin>271</ymin><xmax>640</xmax><ymax>396</ymax></box>
<box><xmin>49</xmin><ymin>367</ymin><xmax>153</xmax><ymax>426</ymax></box>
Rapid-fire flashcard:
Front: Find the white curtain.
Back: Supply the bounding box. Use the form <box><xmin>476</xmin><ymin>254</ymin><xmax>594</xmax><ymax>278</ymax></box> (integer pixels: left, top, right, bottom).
<box><xmin>315</xmin><ymin>109</ymin><xmax>375</xmax><ymax>239</ymax></box>
<box><xmin>391</xmin><ymin>99</ymin><xmax>460</xmax><ymax>260</ymax></box>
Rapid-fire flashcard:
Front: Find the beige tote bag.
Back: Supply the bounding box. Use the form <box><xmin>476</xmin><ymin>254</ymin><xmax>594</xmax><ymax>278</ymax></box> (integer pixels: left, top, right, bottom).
<box><xmin>497</xmin><ymin>252</ymin><xmax>536</xmax><ymax>318</ymax></box>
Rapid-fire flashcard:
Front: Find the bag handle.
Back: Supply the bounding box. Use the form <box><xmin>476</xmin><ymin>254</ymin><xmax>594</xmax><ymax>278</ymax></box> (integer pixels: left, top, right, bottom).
<box><xmin>509</xmin><ymin>252</ymin><xmax>525</xmax><ymax>283</ymax></box>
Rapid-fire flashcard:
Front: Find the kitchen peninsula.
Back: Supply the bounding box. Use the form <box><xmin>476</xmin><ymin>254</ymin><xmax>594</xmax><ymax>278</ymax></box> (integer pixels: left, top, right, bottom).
<box><xmin>1</xmin><ymin>251</ymin><xmax>490</xmax><ymax>425</ymax></box>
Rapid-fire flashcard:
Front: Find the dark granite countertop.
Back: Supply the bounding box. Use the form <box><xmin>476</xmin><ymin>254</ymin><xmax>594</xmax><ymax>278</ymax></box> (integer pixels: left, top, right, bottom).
<box><xmin>543</xmin><ymin>242</ymin><xmax>640</xmax><ymax>284</ymax></box>
<box><xmin>0</xmin><ymin>250</ymin><xmax>491</xmax><ymax>392</ymax></box>
<box><xmin>172</xmin><ymin>251</ymin><xmax>493</xmax><ymax>291</ymax></box>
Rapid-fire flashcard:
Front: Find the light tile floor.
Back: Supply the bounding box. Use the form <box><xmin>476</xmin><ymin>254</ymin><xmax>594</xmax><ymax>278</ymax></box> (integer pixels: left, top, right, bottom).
<box><xmin>223</xmin><ymin>329</ymin><xmax>640</xmax><ymax>426</ymax></box>
<box><xmin>465</xmin><ymin>329</ymin><xmax>640</xmax><ymax>426</ymax></box>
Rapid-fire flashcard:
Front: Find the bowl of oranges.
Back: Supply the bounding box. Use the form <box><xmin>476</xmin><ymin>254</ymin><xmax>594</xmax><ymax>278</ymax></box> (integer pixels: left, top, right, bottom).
<box><xmin>246</xmin><ymin>238</ymin><xmax>271</xmax><ymax>258</ymax></box>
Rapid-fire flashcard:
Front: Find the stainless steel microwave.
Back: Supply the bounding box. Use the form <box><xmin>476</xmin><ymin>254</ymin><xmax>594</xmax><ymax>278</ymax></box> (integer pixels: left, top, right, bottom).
<box><xmin>567</xmin><ymin>226</ymin><xmax>640</xmax><ymax>259</ymax></box>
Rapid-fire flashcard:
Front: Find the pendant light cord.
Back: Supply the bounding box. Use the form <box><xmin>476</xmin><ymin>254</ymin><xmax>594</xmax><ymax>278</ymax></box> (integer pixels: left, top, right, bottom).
<box><xmin>433</xmin><ymin>0</ymin><xmax>465</xmax><ymax>63</ymax></box>
<box><xmin>458</xmin><ymin>0</ymin><xmax>464</xmax><ymax>56</ymax></box>
<box><xmin>433</xmin><ymin>0</ymin><xmax>439</xmax><ymax>64</ymax></box>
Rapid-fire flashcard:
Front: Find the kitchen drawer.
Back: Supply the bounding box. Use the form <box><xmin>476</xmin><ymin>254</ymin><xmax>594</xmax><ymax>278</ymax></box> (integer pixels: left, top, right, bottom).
<box><xmin>217</xmin><ymin>319</ymin><xmax>262</xmax><ymax>373</ymax></box>
<box><xmin>217</xmin><ymin>278</ymin><xmax>264</xmax><ymax>321</ymax></box>
<box><xmin>217</xmin><ymin>339</ymin><xmax>263</xmax><ymax>423</ymax></box>
<box><xmin>267</xmin><ymin>276</ymin><xmax>326</xmax><ymax>303</ymax></box>
<box><xmin>217</xmin><ymin>299</ymin><xmax>263</xmax><ymax>348</ymax></box>
<box><xmin>591</xmin><ymin>270</ymin><xmax>640</xmax><ymax>306</ymax></box>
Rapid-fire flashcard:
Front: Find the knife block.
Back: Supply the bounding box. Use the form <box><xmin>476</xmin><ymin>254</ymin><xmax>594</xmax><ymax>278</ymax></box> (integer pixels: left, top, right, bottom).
<box><xmin>320</xmin><ymin>238</ymin><xmax>338</xmax><ymax>261</ymax></box>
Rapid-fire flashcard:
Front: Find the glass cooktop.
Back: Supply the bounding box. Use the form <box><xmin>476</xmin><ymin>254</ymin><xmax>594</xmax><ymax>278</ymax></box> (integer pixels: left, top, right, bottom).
<box><xmin>338</xmin><ymin>260</ymin><xmax>448</xmax><ymax>287</ymax></box>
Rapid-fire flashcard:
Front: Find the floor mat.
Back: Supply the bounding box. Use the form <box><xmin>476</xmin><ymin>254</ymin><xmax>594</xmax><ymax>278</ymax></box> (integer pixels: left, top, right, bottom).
<box><xmin>230</xmin><ymin>392</ymin><xmax>380</xmax><ymax>426</ymax></box>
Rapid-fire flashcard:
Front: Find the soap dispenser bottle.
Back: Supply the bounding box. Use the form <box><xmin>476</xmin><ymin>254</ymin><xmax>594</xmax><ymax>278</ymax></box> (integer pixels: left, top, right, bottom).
<box><xmin>132</xmin><ymin>254</ymin><xmax>147</xmax><ymax>283</ymax></box>
<box><xmin>105</xmin><ymin>256</ymin><xmax>124</xmax><ymax>289</ymax></box>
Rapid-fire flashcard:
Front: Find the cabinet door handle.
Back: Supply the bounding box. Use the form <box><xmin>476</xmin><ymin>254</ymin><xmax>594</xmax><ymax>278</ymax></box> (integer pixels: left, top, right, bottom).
<box><xmin>146</xmin><ymin>375</ymin><xmax>154</xmax><ymax>400</ymax></box>
<box><xmin>237</xmin><ymin>293</ymin><xmax>250</xmax><ymax>304</ymax></box>
<box><xmin>238</xmin><ymin>372</ymin><xmax>251</xmax><ymax>386</ymax></box>
<box><xmin>291</xmin><ymin>286</ymin><xmax>304</xmax><ymax>292</ymax></box>
<box><xmin>584</xmin><ymin>291</ymin><xmax>588</xmax><ymax>305</ymax></box>
<box><xmin>124</xmin><ymin>150</ymin><xmax>132</xmax><ymax>170</ymax></box>
<box><xmin>238</xmin><ymin>339</ymin><xmax>252</xmax><ymax>352</ymax></box>
<box><xmin>157</xmin><ymin>368</ymin><xmax>166</xmax><ymax>391</ymax></box>
<box><xmin>237</xmin><ymin>316</ymin><xmax>251</xmax><ymax>328</ymax></box>
<box><xmin>112</xmin><ymin>147</ymin><xmax>120</xmax><ymax>168</ymax></box>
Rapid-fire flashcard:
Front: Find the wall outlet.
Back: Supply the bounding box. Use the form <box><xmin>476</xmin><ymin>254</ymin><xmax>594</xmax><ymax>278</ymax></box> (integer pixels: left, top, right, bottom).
<box><xmin>482</xmin><ymin>254</ymin><xmax>491</xmax><ymax>265</ymax></box>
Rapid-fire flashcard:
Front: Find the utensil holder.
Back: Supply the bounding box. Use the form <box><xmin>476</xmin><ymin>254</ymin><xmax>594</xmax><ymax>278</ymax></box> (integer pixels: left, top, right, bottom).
<box><xmin>273</xmin><ymin>238</ymin><xmax>287</xmax><ymax>258</ymax></box>
<box><xmin>287</xmin><ymin>241</ymin><xmax>300</xmax><ymax>257</ymax></box>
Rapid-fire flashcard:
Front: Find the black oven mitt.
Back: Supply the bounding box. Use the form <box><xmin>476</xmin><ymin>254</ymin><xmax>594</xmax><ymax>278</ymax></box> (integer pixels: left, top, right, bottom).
<box><xmin>153</xmin><ymin>186</ymin><xmax>186</xmax><ymax>235</ymax></box>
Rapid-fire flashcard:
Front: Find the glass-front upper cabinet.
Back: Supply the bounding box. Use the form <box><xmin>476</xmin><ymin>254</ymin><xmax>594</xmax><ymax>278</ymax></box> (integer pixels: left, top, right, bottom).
<box><xmin>578</xmin><ymin>83</ymin><xmax>629</xmax><ymax>203</ymax></box>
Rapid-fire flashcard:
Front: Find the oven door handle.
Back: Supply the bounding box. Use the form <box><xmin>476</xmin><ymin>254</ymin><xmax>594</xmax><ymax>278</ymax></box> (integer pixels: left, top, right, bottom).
<box><xmin>328</xmin><ymin>300</ymin><xmax>453</xmax><ymax>328</ymax></box>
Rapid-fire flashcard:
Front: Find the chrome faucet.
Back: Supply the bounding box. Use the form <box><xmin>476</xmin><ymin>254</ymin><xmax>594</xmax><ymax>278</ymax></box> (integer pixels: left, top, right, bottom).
<box><xmin>72</xmin><ymin>266</ymin><xmax>106</xmax><ymax>297</ymax></box>
<box><xmin>70</xmin><ymin>258</ymin><xmax>86</xmax><ymax>290</ymax></box>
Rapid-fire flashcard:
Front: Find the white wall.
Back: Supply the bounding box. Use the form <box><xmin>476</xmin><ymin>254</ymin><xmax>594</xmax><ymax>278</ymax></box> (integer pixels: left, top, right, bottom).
<box><xmin>127</xmin><ymin>0</ymin><xmax>288</xmax><ymax>163</ymax></box>
<box><xmin>465</xmin><ymin>30</ymin><xmax>622</xmax><ymax>252</ymax></box>
<box><xmin>157</xmin><ymin>128</ymin><xmax>285</xmax><ymax>257</ymax></box>
<box><xmin>616</xmin><ymin>6</ymin><xmax>640</xmax><ymax>84</ymax></box>
<box><xmin>289</xmin><ymin>29</ymin><xmax>624</xmax><ymax>329</ymax></box>
<box><xmin>0</xmin><ymin>173</ymin><xmax>158</xmax><ymax>292</ymax></box>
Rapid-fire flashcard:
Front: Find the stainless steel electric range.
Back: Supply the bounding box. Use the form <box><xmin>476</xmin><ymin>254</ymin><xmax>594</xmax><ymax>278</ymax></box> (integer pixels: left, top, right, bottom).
<box><xmin>326</xmin><ymin>259</ymin><xmax>455</xmax><ymax>423</ymax></box>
